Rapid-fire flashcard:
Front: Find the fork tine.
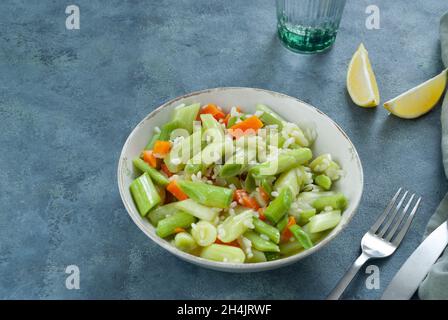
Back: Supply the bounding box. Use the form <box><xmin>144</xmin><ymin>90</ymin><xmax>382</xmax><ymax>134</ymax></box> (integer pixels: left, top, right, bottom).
<box><xmin>377</xmin><ymin>190</ymin><xmax>409</xmax><ymax>237</ymax></box>
<box><xmin>385</xmin><ymin>194</ymin><xmax>415</xmax><ymax>241</ymax></box>
<box><xmin>370</xmin><ymin>188</ymin><xmax>402</xmax><ymax>233</ymax></box>
<box><xmin>392</xmin><ymin>197</ymin><xmax>422</xmax><ymax>246</ymax></box>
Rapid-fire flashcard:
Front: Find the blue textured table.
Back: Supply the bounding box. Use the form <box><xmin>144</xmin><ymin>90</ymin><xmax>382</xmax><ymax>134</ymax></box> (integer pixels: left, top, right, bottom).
<box><xmin>1</xmin><ymin>0</ymin><xmax>447</xmax><ymax>299</ymax></box>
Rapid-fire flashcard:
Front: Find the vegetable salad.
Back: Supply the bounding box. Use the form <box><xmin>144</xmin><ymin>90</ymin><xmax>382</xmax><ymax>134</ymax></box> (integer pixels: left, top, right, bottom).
<box><xmin>130</xmin><ymin>102</ymin><xmax>348</xmax><ymax>263</ymax></box>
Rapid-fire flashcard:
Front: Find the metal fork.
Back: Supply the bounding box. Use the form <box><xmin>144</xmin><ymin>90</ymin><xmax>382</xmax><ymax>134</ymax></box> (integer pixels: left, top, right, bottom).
<box><xmin>327</xmin><ymin>188</ymin><xmax>422</xmax><ymax>300</ymax></box>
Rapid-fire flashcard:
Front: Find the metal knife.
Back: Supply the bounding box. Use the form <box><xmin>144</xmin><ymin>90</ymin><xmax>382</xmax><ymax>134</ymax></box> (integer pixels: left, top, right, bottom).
<box><xmin>381</xmin><ymin>220</ymin><xmax>448</xmax><ymax>300</ymax></box>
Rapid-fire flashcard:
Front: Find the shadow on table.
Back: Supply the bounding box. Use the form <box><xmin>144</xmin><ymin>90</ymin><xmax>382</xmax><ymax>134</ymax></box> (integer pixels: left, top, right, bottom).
<box><xmin>344</xmin><ymin>90</ymin><xmax>377</xmax><ymax>120</ymax></box>
<box><xmin>167</xmin><ymin>252</ymin><xmax>334</xmax><ymax>300</ymax></box>
<box><xmin>242</xmin><ymin>34</ymin><xmax>344</xmax><ymax>93</ymax></box>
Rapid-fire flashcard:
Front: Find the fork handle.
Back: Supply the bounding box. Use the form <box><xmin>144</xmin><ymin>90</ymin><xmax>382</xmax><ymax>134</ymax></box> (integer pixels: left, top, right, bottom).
<box><xmin>327</xmin><ymin>252</ymin><xmax>370</xmax><ymax>300</ymax></box>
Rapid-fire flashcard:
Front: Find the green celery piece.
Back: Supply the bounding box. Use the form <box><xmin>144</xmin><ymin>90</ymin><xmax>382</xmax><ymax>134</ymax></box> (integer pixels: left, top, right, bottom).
<box><xmin>294</xmin><ymin>166</ymin><xmax>307</xmax><ymax>189</ymax></box>
<box><xmin>185</xmin><ymin>140</ymin><xmax>230</xmax><ymax>174</ymax></box>
<box><xmin>177</xmin><ymin>180</ymin><xmax>233</xmax><ymax>209</ymax></box>
<box><xmin>288</xmin><ymin>201</ymin><xmax>316</xmax><ymax>225</ymax></box>
<box><xmin>184</xmin><ymin>163</ymin><xmax>202</xmax><ymax>175</ymax></box>
<box><xmin>233</xmin><ymin>205</ymin><xmax>250</xmax><ymax>215</ymax></box>
<box><xmin>325</xmin><ymin>161</ymin><xmax>342</xmax><ymax>181</ymax></box>
<box><xmin>279</xmin><ymin>241</ymin><xmax>304</xmax><ymax>256</ymax></box>
<box><xmin>133</xmin><ymin>158</ymin><xmax>169</xmax><ymax>186</ymax></box>
<box><xmin>260</xmin><ymin>178</ymin><xmax>273</xmax><ymax>196</ymax></box>
<box><xmin>200</xmin><ymin>244</ymin><xmax>245</xmax><ymax>263</ymax></box>
<box><xmin>250</xmin><ymin>149</ymin><xmax>311</xmax><ymax>178</ymax></box>
<box><xmin>191</xmin><ymin>221</ymin><xmax>217</xmax><ymax>246</ymax></box>
<box><xmin>129</xmin><ymin>172</ymin><xmax>161</xmax><ymax>216</ymax></box>
<box><xmin>315</xmin><ymin>174</ymin><xmax>332</xmax><ymax>190</ymax></box>
<box><xmin>172</xmin><ymin>103</ymin><xmax>200</xmax><ymax>133</ymax></box>
<box><xmin>217</xmin><ymin>210</ymin><xmax>254</xmax><ymax>243</ymax></box>
<box><xmin>244</xmin><ymin>174</ymin><xmax>256</xmax><ymax>193</ymax></box>
<box><xmin>220</xmin><ymin>163</ymin><xmax>242</xmax><ymax>178</ymax></box>
<box><xmin>264</xmin><ymin>188</ymin><xmax>293</xmax><ymax>224</ymax></box>
<box><xmin>276</xmin><ymin>214</ymin><xmax>289</xmax><ymax>232</ymax></box>
<box><xmin>307</xmin><ymin>210</ymin><xmax>342</xmax><ymax>233</ymax></box>
<box><xmin>266</xmin><ymin>133</ymin><xmax>285</xmax><ymax>148</ymax></box>
<box><xmin>250</xmin><ymin>154</ymin><xmax>296</xmax><ymax>178</ymax></box>
<box><xmin>227</xmin><ymin>116</ymin><xmax>238</xmax><ymax>128</ymax></box>
<box><xmin>283</xmin><ymin>148</ymin><xmax>313</xmax><ymax>163</ymax></box>
<box><xmin>309</xmin><ymin>154</ymin><xmax>332</xmax><ymax>173</ymax></box>
<box><xmin>253</xmin><ymin>218</ymin><xmax>280</xmax><ymax>244</ymax></box>
<box><xmin>164</xmin><ymin>130</ymin><xmax>202</xmax><ymax>173</ymax></box>
<box><xmin>256</xmin><ymin>104</ymin><xmax>285</xmax><ymax>129</ymax></box>
<box><xmin>147</xmin><ymin>202</ymin><xmax>179</xmax><ymax>226</ymax></box>
<box><xmin>280</xmin><ymin>225</ymin><xmax>322</xmax><ymax>255</ymax></box>
<box><xmin>245</xmin><ymin>249</ymin><xmax>267</xmax><ymax>263</ymax></box>
<box><xmin>297</xmin><ymin>191</ymin><xmax>346</xmax><ymax>209</ymax></box>
<box><xmin>156</xmin><ymin>211</ymin><xmax>196</xmax><ymax>238</ymax></box>
<box><xmin>220</xmin><ymin>149</ymin><xmax>256</xmax><ymax>178</ymax></box>
<box><xmin>174</xmin><ymin>232</ymin><xmax>197</xmax><ymax>252</ymax></box>
<box><xmin>264</xmin><ymin>252</ymin><xmax>281</xmax><ymax>261</ymax></box>
<box><xmin>297</xmin><ymin>191</ymin><xmax>329</xmax><ymax>203</ymax></box>
<box><xmin>274</xmin><ymin>168</ymin><xmax>300</xmax><ymax>197</ymax></box>
<box><xmin>243</xmin><ymin>231</ymin><xmax>280</xmax><ymax>252</ymax></box>
<box><xmin>302</xmin><ymin>223</ymin><xmax>327</xmax><ymax>242</ymax></box>
<box><xmin>158</xmin><ymin>120</ymin><xmax>181</xmax><ymax>141</ymax></box>
<box><xmin>224</xmin><ymin>176</ymin><xmax>242</xmax><ymax>189</ymax></box>
<box><xmin>312</xmin><ymin>193</ymin><xmax>348</xmax><ymax>211</ymax></box>
<box><xmin>174</xmin><ymin>199</ymin><xmax>218</xmax><ymax>221</ymax></box>
<box><xmin>144</xmin><ymin>133</ymin><xmax>160</xmax><ymax>150</ymax></box>
<box><xmin>289</xmin><ymin>224</ymin><xmax>313</xmax><ymax>249</ymax></box>
<box><xmin>200</xmin><ymin>113</ymin><xmax>224</xmax><ymax>141</ymax></box>
<box><xmin>298</xmin><ymin>209</ymin><xmax>316</xmax><ymax>226</ymax></box>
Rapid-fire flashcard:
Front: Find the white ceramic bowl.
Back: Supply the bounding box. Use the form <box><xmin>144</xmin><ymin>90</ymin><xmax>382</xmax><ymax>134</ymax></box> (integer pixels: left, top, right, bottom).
<box><xmin>118</xmin><ymin>87</ymin><xmax>363</xmax><ymax>272</ymax></box>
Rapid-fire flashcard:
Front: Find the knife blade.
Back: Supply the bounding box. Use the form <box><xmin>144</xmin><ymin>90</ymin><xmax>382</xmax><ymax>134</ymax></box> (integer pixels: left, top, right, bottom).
<box><xmin>381</xmin><ymin>220</ymin><xmax>448</xmax><ymax>300</ymax></box>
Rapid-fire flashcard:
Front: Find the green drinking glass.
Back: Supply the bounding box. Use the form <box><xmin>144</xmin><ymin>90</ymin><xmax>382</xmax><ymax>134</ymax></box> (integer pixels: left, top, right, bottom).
<box><xmin>276</xmin><ymin>0</ymin><xmax>347</xmax><ymax>54</ymax></box>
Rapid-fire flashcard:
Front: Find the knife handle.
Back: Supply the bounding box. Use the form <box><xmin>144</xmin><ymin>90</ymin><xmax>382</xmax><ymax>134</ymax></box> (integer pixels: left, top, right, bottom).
<box><xmin>327</xmin><ymin>252</ymin><xmax>370</xmax><ymax>300</ymax></box>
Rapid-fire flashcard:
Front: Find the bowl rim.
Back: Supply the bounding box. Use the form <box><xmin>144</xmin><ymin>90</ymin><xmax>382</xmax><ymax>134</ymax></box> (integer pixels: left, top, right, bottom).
<box><xmin>117</xmin><ymin>87</ymin><xmax>364</xmax><ymax>271</ymax></box>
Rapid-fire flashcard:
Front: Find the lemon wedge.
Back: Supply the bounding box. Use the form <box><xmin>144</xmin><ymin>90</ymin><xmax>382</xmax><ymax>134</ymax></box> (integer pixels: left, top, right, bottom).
<box><xmin>347</xmin><ymin>43</ymin><xmax>380</xmax><ymax>107</ymax></box>
<box><xmin>384</xmin><ymin>69</ymin><xmax>447</xmax><ymax>119</ymax></box>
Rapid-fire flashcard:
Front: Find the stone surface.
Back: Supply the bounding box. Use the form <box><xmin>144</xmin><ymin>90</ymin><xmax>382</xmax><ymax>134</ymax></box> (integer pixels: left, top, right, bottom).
<box><xmin>0</xmin><ymin>0</ymin><xmax>447</xmax><ymax>299</ymax></box>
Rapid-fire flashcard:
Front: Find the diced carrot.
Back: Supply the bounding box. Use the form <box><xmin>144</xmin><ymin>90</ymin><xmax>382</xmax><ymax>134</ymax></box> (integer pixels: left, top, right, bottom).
<box><xmin>233</xmin><ymin>189</ymin><xmax>247</xmax><ymax>203</ymax></box>
<box><xmin>281</xmin><ymin>216</ymin><xmax>296</xmax><ymax>242</ymax></box>
<box><xmin>166</xmin><ymin>180</ymin><xmax>189</xmax><ymax>201</ymax></box>
<box><xmin>228</xmin><ymin>128</ymin><xmax>244</xmax><ymax>139</ymax></box>
<box><xmin>258</xmin><ymin>208</ymin><xmax>266</xmax><ymax>221</ymax></box>
<box><xmin>233</xmin><ymin>189</ymin><xmax>243</xmax><ymax>201</ymax></box>
<box><xmin>230</xmin><ymin>115</ymin><xmax>263</xmax><ymax>131</ymax></box>
<box><xmin>228</xmin><ymin>116</ymin><xmax>263</xmax><ymax>138</ymax></box>
<box><xmin>215</xmin><ymin>238</ymin><xmax>240</xmax><ymax>248</ymax></box>
<box><xmin>160</xmin><ymin>163</ymin><xmax>173</xmax><ymax>177</ymax></box>
<box><xmin>235</xmin><ymin>106</ymin><xmax>242</xmax><ymax>113</ymax></box>
<box><xmin>242</xmin><ymin>195</ymin><xmax>260</xmax><ymax>210</ymax></box>
<box><xmin>233</xmin><ymin>189</ymin><xmax>259</xmax><ymax>210</ymax></box>
<box><xmin>153</xmin><ymin>140</ymin><xmax>171</xmax><ymax>157</ymax></box>
<box><xmin>142</xmin><ymin>150</ymin><xmax>158</xmax><ymax>168</ymax></box>
<box><xmin>174</xmin><ymin>227</ymin><xmax>185</xmax><ymax>234</ymax></box>
<box><xmin>200</xmin><ymin>104</ymin><xmax>226</xmax><ymax>120</ymax></box>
